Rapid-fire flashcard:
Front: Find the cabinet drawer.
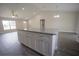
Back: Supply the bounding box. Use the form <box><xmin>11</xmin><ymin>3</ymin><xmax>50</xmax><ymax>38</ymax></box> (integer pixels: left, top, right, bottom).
<box><xmin>39</xmin><ymin>36</ymin><xmax>52</xmax><ymax>41</ymax></box>
<box><xmin>39</xmin><ymin>34</ymin><xmax>51</xmax><ymax>37</ymax></box>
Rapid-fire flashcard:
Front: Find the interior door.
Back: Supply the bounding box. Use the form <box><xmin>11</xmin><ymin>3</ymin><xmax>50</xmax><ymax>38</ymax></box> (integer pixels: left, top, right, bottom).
<box><xmin>40</xmin><ymin>19</ymin><xmax>45</xmax><ymax>31</ymax></box>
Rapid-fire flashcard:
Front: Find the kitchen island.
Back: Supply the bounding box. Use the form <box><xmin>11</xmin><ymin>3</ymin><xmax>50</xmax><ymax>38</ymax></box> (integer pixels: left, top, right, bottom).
<box><xmin>18</xmin><ymin>29</ymin><xmax>58</xmax><ymax>56</ymax></box>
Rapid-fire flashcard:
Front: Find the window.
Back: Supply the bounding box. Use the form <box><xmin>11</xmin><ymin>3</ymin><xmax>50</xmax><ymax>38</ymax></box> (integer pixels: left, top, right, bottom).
<box><xmin>2</xmin><ymin>20</ymin><xmax>16</xmax><ymax>30</ymax></box>
<box><xmin>9</xmin><ymin>21</ymin><xmax>16</xmax><ymax>29</ymax></box>
<box><xmin>2</xmin><ymin>21</ymin><xmax>10</xmax><ymax>30</ymax></box>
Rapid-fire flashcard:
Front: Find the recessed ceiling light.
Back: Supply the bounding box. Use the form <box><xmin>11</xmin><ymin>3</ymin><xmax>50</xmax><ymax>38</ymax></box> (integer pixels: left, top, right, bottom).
<box><xmin>22</xmin><ymin>8</ymin><xmax>25</xmax><ymax>10</ymax></box>
<box><xmin>24</xmin><ymin>28</ymin><xmax>27</xmax><ymax>30</ymax></box>
<box><xmin>54</xmin><ymin>14</ymin><xmax>60</xmax><ymax>18</ymax></box>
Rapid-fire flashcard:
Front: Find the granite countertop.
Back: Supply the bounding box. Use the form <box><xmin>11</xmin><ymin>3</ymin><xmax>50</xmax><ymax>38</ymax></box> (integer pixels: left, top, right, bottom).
<box><xmin>18</xmin><ymin>28</ymin><xmax>77</xmax><ymax>35</ymax></box>
<box><xmin>18</xmin><ymin>28</ymin><xmax>58</xmax><ymax>35</ymax></box>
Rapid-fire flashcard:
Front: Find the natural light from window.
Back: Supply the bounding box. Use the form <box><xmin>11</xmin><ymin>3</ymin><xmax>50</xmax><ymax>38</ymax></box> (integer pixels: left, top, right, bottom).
<box><xmin>2</xmin><ymin>20</ymin><xmax>16</xmax><ymax>30</ymax></box>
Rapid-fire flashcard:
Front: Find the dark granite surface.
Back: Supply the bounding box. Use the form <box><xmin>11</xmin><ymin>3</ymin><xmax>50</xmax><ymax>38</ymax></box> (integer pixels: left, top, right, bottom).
<box><xmin>18</xmin><ymin>28</ymin><xmax>77</xmax><ymax>35</ymax></box>
<box><xmin>18</xmin><ymin>29</ymin><xmax>58</xmax><ymax>35</ymax></box>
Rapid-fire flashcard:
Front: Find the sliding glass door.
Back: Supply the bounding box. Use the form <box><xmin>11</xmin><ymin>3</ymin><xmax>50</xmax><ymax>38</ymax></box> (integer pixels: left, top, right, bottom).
<box><xmin>2</xmin><ymin>20</ymin><xmax>16</xmax><ymax>30</ymax></box>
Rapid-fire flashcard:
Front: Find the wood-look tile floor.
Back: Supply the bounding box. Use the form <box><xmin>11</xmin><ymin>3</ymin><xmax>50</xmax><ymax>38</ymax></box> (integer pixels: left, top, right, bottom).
<box><xmin>0</xmin><ymin>32</ymin><xmax>41</xmax><ymax>56</ymax></box>
<box><xmin>1</xmin><ymin>32</ymin><xmax>79</xmax><ymax>56</ymax></box>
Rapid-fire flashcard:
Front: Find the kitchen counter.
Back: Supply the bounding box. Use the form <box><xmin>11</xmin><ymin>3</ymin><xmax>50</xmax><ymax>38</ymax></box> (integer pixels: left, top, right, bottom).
<box><xmin>18</xmin><ymin>29</ymin><xmax>77</xmax><ymax>56</ymax></box>
<box><xmin>18</xmin><ymin>29</ymin><xmax>58</xmax><ymax>35</ymax></box>
<box><xmin>18</xmin><ymin>29</ymin><xmax>58</xmax><ymax>56</ymax></box>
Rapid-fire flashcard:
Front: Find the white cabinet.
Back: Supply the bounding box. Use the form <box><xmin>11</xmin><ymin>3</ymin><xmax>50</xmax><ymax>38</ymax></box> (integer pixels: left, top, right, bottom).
<box><xmin>29</xmin><ymin>38</ymin><xmax>36</xmax><ymax>49</ymax></box>
<box><xmin>35</xmin><ymin>34</ymin><xmax>52</xmax><ymax>55</ymax></box>
<box><xmin>18</xmin><ymin>31</ymin><xmax>27</xmax><ymax>44</ymax></box>
<box><xmin>35</xmin><ymin>39</ymin><xmax>43</xmax><ymax>53</ymax></box>
<box><xmin>18</xmin><ymin>31</ymin><xmax>56</xmax><ymax>56</ymax></box>
<box><xmin>35</xmin><ymin>38</ymin><xmax>51</xmax><ymax>55</ymax></box>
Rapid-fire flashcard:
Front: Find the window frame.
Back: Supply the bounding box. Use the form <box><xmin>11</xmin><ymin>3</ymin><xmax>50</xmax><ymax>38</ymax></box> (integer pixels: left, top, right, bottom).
<box><xmin>2</xmin><ymin>20</ymin><xmax>16</xmax><ymax>30</ymax></box>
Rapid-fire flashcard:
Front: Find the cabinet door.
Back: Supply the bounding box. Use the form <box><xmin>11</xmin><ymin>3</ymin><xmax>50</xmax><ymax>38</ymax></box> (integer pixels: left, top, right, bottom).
<box><xmin>36</xmin><ymin>38</ymin><xmax>51</xmax><ymax>56</ymax></box>
<box><xmin>42</xmin><ymin>39</ymin><xmax>50</xmax><ymax>55</ymax></box>
<box><xmin>36</xmin><ymin>39</ymin><xmax>43</xmax><ymax>53</ymax></box>
<box><xmin>31</xmin><ymin>39</ymin><xmax>35</xmax><ymax>50</ymax></box>
<box><xmin>42</xmin><ymin>38</ymin><xmax>51</xmax><ymax>56</ymax></box>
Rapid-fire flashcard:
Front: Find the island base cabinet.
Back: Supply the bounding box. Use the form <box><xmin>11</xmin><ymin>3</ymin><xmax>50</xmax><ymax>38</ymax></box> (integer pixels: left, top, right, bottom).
<box><xmin>18</xmin><ymin>31</ymin><xmax>55</xmax><ymax>56</ymax></box>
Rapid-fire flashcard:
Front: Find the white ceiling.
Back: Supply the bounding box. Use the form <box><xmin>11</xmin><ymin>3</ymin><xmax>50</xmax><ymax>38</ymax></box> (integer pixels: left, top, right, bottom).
<box><xmin>33</xmin><ymin>3</ymin><xmax>79</xmax><ymax>11</ymax></box>
<box><xmin>0</xmin><ymin>3</ymin><xmax>39</xmax><ymax>18</ymax></box>
<box><xmin>0</xmin><ymin>3</ymin><xmax>79</xmax><ymax>19</ymax></box>
<box><xmin>0</xmin><ymin>3</ymin><xmax>79</xmax><ymax>12</ymax></box>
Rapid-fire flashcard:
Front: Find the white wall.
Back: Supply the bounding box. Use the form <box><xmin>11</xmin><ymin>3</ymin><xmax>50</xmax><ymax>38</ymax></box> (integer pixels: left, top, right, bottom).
<box><xmin>75</xmin><ymin>13</ymin><xmax>79</xmax><ymax>33</ymax></box>
<box><xmin>29</xmin><ymin>11</ymin><xmax>78</xmax><ymax>32</ymax></box>
<box><xmin>16</xmin><ymin>20</ymin><xmax>24</xmax><ymax>30</ymax></box>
